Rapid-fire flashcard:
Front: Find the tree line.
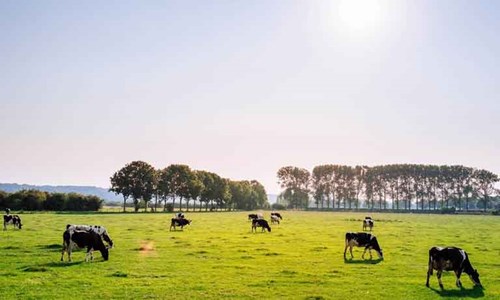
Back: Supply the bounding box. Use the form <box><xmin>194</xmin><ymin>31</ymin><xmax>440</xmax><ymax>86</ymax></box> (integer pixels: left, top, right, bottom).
<box><xmin>109</xmin><ymin>161</ymin><xmax>269</xmax><ymax>212</ymax></box>
<box><xmin>0</xmin><ymin>189</ymin><xmax>103</xmax><ymax>211</ymax></box>
<box><xmin>277</xmin><ymin>164</ymin><xmax>500</xmax><ymax>212</ymax></box>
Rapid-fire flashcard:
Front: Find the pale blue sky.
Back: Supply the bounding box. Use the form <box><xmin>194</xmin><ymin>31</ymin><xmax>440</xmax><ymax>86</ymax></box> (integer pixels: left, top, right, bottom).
<box><xmin>1</xmin><ymin>0</ymin><xmax>499</xmax><ymax>194</ymax></box>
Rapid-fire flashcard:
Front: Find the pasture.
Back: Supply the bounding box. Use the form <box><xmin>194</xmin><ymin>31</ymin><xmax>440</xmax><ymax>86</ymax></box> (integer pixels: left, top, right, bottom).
<box><xmin>1</xmin><ymin>212</ymin><xmax>499</xmax><ymax>299</ymax></box>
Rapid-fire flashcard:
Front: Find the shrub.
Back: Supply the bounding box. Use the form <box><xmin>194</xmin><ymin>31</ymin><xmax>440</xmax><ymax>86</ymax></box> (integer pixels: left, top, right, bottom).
<box><xmin>271</xmin><ymin>203</ymin><xmax>286</xmax><ymax>210</ymax></box>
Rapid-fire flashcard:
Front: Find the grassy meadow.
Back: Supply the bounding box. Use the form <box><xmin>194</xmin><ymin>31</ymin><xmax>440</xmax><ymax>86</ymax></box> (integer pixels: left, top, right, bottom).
<box><xmin>0</xmin><ymin>211</ymin><xmax>499</xmax><ymax>299</ymax></box>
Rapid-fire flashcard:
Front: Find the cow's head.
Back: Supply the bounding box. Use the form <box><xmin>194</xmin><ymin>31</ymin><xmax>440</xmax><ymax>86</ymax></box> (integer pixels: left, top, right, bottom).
<box><xmin>376</xmin><ymin>248</ymin><xmax>383</xmax><ymax>259</ymax></box>
<box><xmin>469</xmin><ymin>269</ymin><xmax>482</xmax><ymax>288</ymax></box>
<box><xmin>103</xmin><ymin>233</ymin><xmax>114</xmax><ymax>248</ymax></box>
<box><xmin>99</xmin><ymin>247</ymin><xmax>109</xmax><ymax>261</ymax></box>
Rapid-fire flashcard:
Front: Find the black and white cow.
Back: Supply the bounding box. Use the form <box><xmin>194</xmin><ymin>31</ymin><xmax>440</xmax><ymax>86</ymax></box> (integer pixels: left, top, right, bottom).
<box><xmin>170</xmin><ymin>218</ymin><xmax>191</xmax><ymax>231</ymax></box>
<box><xmin>270</xmin><ymin>214</ymin><xmax>280</xmax><ymax>225</ymax></box>
<box><xmin>271</xmin><ymin>212</ymin><xmax>283</xmax><ymax>220</ymax></box>
<box><xmin>362</xmin><ymin>217</ymin><xmax>374</xmax><ymax>231</ymax></box>
<box><xmin>3</xmin><ymin>214</ymin><xmax>22</xmax><ymax>230</ymax></box>
<box><xmin>248</xmin><ymin>214</ymin><xmax>258</xmax><ymax>221</ymax></box>
<box><xmin>251</xmin><ymin>219</ymin><xmax>271</xmax><ymax>232</ymax></box>
<box><xmin>61</xmin><ymin>229</ymin><xmax>109</xmax><ymax>262</ymax></box>
<box><xmin>426</xmin><ymin>246</ymin><xmax>482</xmax><ymax>289</ymax></box>
<box><xmin>66</xmin><ymin>224</ymin><xmax>114</xmax><ymax>248</ymax></box>
<box><xmin>344</xmin><ymin>232</ymin><xmax>383</xmax><ymax>260</ymax></box>
<box><xmin>248</xmin><ymin>213</ymin><xmax>263</xmax><ymax>221</ymax></box>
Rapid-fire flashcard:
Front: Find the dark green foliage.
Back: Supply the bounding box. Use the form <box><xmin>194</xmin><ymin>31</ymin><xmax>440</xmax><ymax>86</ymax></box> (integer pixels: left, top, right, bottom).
<box><xmin>271</xmin><ymin>203</ymin><xmax>285</xmax><ymax>210</ymax></box>
<box><xmin>0</xmin><ymin>190</ymin><xmax>103</xmax><ymax>212</ymax></box>
<box><xmin>305</xmin><ymin>164</ymin><xmax>499</xmax><ymax>212</ymax></box>
<box><xmin>44</xmin><ymin>193</ymin><xmax>67</xmax><ymax>211</ymax></box>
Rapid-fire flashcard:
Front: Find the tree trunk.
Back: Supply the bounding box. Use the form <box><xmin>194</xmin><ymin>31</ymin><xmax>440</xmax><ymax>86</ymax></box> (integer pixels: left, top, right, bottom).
<box><xmin>123</xmin><ymin>195</ymin><xmax>127</xmax><ymax>213</ymax></box>
<box><xmin>133</xmin><ymin>198</ymin><xmax>139</xmax><ymax>212</ymax></box>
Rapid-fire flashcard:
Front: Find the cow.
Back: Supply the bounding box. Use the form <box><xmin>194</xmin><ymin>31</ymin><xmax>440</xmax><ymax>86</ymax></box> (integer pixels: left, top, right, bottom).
<box><xmin>3</xmin><ymin>214</ymin><xmax>22</xmax><ymax>230</ymax></box>
<box><xmin>363</xmin><ymin>217</ymin><xmax>374</xmax><ymax>231</ymax></box>
<box><xmin>251</xmin><ymin>219</ymin><xmax>271</xmax><ymax>232</ymax></box>
<box><xmin>271</xmin><ymin>212</ymin><xmax>283</xmax><ymax>220</ymax></box>
<box><xmin>61</xmin><ymin>229</ymin><xmax>109</xmax><ymax>262</ymax></box>
<box><xmin>270</xmin><ymin>214</ymin><xmax>280</xmax><ymax>225</ymax></box>
<box><xmin>66</xmin><ymin>224</ymin><xmax>113</xmax><ymax>248</ymax></box>
<box><xmin>170</xmin><ymin>218</ymin><xmax>191</xmax><ymax>231</ymax></box>
<box><xmin>248</xmin><ymin>214</ymin><xmax>258</xmax><ymax>221</ymax></box>
<box><xmin>248</xmin><ymin>213</ymin><xmax>263</xmax><ymax>221</ymax></box>
<box><xmin>344</xmin><ymin>232</ymin><xmax>383</xmax><ymax>260</ymax></box>
<box><xmin>175</xmin><ymin>212</ymin><xmax>185</xmax><ymax>219</ymax></box>
<box><xmin>426</xmin><ymin>246</ymin><xmax>482</xmax><ymax>289</ymax></box>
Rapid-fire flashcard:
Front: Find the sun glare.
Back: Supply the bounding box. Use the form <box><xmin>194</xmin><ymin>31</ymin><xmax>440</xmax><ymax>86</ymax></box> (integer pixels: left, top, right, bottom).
<box><xmin>337</xmin><ymin>0</ymin><xmax>384</xmax><ymax>35</ymax></box>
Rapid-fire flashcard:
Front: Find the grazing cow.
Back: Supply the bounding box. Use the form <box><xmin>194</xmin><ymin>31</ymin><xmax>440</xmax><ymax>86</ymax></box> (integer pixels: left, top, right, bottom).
<box><xmin>362</xmin><ymin>218</ymin><xmax>374</xmax><ymax>231</ymax></box>
<box><xmin>61</xmin><ymin>229</ymin><xmax>109</xmax><ymax>262</ymax></box>
<box><xmin>248</xmin><ymin>213</ymin><xmax>263</xmax><ymax>221</ymax></box>
<box><xmin>66</xmin><ymin>224</ymin><xmax>113</xmax><ymax>248</ymax></box>
<box><xmin>170</xmin><ymin>218</ymin><xmax>191</xmax><ymax>231</ymax></box>
<box><xmin>175</xmin><ymin>212</ymin><xmax>185</xmax><ymax>219</ymax></box>
<box><xmin>344</xmin><ymin>232</ymin><xmax>383</xmax><ymax>260</ymax></box>
<box><xmin>248</xmin><ymin>214</ymin><xmax>258</xmax><ymax>221</ymax></box>
<box><xmin>251</xmin><ymin>219</ymin><xmax>271</xmax><ymax>232</ymax></box>
<box><xmin>3</xmin><ymin>214</ymin><xmax>22</xmax><ymax>230</ymax></box>
<box><xmin>270</xmin><ymin>214</ymin><xmax>280</xmax><ymax>225</ymax></box>
<box><xmin>271</xmin><ymin>212</ymin><xmax>283</xmax><ymax>220</ymax></box>
<box><xmin>426</xmin><ymin>246</ymin><xmax>482</xmax><ymax>289</ymax></box>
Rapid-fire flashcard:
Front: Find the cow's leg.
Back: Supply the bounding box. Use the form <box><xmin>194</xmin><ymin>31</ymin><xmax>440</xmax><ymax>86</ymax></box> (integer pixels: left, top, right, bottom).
<box><xmin>343</xmin><ymin>244</ymin><xmax>348</xmax><ymax>259</ymax></box>
<box><xmin>455</xmin><ymin>269</ymin><xmax>463</xmax><ymax>288</ymax></box>
<box><xmin>68</xmin><ymin>243</ymin><xmax>73</xmax><ymax>262</ymax></box>
<box><xmin>61</xmin><ymin>242</ymin><xmax>67</xmax><ymax>261</ymax></box>
<box><xmin>426</xmin><ymin>261</ymin><xmax>433</xmax><ymax>287</ymax></box>
<box><xmin>85</xmin><ymin>249</ymin><xmax>90</xmax><ymax>262</ymax></box>
<box><xmin>362</xmin><ymin>247</ymin><xmax>368</xmax><ymax>259</ymax></box>
<box><xmin>437</xmin><ymin>270</ymin><xmax>444</xmax><ymax>289</ymax></box>
<box><xmin>369</xmin><ymin>248</ymin><xmax>373</xmax><ymax>259</ymax></box>
<box><xmin>3</xmin><ymin>222</ymin><xmax>6</xmax><ymax>230</ymax></box>
<box><xmin>349</xmin><ymin>246</ymin><xmax>354</xmax><ymax>259</ymax></box>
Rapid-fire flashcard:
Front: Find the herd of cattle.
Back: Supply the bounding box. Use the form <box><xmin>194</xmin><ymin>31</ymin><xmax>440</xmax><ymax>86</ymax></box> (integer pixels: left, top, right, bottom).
<box><xmin>2</xmin><ymin>211</ymin><xmax>483</xmax><ymax>290</ymax></box>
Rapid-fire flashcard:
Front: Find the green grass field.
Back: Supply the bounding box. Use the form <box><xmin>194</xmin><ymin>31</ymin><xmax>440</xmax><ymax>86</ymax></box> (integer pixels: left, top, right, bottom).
<box><xmin>1</xmin><ymin>212</ymin><xmax>499</xmax><ymax>299</ymax></box>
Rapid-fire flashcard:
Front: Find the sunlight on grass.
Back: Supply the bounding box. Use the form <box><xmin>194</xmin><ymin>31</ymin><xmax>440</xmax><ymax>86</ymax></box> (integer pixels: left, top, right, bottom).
<box><xmin>0</xmin><ymin>212</ymin><xmax>498</xmax><ymax>299</ymax></box>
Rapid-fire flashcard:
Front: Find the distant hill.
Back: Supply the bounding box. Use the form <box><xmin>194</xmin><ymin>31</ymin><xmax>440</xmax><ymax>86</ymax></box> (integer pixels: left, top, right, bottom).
<box><xmin>0</xmin><ymin>183</ymin><xmax>122</xmax><ymax>202</ymax></box>
<box><xmin>0</xmin><ymin>183</ymin><xmax>278</xmax><ymax>205</ymax></box>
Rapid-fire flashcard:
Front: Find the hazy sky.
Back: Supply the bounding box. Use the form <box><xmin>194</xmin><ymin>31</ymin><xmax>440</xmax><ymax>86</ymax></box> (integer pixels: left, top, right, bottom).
<box><xmin>1</xmin><ymin>0</ymin><xmax>499</xmax><ymax>194</ymax></box>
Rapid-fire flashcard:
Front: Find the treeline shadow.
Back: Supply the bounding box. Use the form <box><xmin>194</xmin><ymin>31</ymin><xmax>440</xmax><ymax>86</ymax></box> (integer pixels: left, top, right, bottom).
<box><xmin>429</xmin><ymin>286</ymin><xmax>485</xmax><ymax>298</ymax></box>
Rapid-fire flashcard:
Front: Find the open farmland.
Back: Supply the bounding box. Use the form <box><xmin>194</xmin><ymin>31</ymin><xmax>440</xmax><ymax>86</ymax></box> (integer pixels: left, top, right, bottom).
<box><xmin>0</xmin><ymin>212</ymin><xmax>499</xmax><ymax>299</ymax></box>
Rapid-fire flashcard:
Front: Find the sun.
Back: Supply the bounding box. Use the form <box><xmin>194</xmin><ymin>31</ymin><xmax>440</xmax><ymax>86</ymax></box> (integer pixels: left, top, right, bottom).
<box><xmin>337</xmin><ymin>0</ymin><xmax>384</xmax><ymax>34</ymax></box>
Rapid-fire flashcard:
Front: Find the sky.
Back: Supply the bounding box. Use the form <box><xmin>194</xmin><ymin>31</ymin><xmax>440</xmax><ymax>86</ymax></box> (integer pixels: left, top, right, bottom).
<box><xmin>1</xmin><ymin>0</ymin><xmax>499</xmax><ymax>194</ymax></box>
